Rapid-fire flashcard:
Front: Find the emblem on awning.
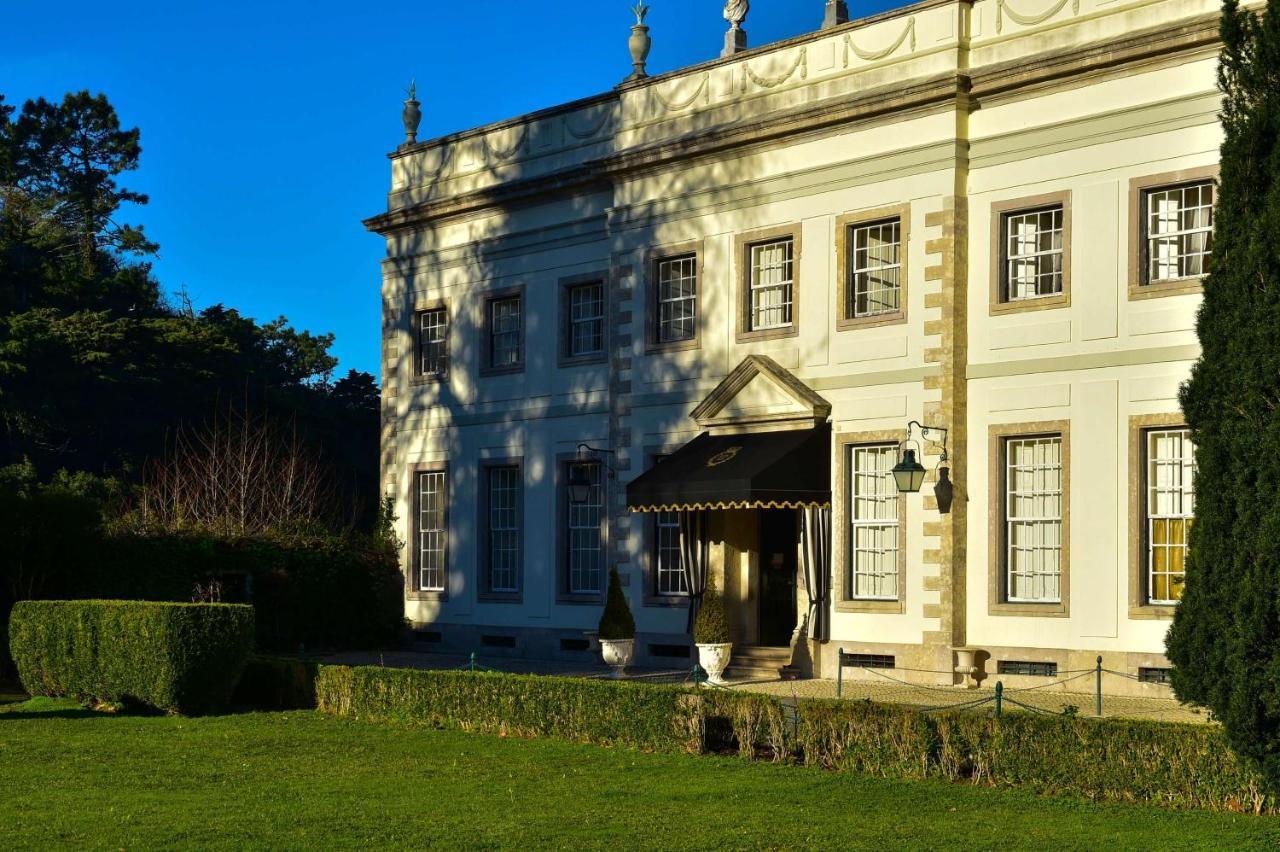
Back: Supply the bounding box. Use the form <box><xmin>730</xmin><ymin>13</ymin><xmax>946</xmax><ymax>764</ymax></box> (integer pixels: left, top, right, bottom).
<box><xmin>706</xmin><ymin>447</ymin><xmax>742</xmax><ymax>468</ymax></box>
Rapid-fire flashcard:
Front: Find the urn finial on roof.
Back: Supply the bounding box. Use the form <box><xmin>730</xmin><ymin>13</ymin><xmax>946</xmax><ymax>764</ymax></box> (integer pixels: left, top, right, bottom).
<box><xmin>722</xmin><ymin>0</ymin><xmax>749</xmax><ymax>57</ymax></box>
<box><xmin>625</xmin><ymin>4</ymin><xmax>652</xmax><ymax>83</ymax></box>
<box><xmin>402</xmin><ymin>79</ymin><xmax>422</xmax><ymax>147</ymax></box>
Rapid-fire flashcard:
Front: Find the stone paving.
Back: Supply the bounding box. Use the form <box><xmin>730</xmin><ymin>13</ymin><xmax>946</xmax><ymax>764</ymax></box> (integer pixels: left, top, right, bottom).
<box><xmin>323</xmin><ymin>650</ymin><xmax>1211</xmax><ymax>725</ymax></box>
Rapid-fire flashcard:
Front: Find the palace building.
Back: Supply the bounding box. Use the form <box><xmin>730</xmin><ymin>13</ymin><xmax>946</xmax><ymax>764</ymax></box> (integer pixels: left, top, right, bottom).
<box><xmin>365</xmin><ymin>0</ymin><xmax>1223</xmax><ymax>693</ymax></box>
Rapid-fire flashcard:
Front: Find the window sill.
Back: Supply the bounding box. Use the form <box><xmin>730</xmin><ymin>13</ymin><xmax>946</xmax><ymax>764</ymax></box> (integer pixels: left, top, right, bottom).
<box><xmin>645</xmin><ymin>337</ymin><xmax>700</xmax><ymax>355</ymax></box>
<box><xmin>990</xmin><ymin>293</ymin><xmax>1070</xmax><ymax>317</ymax></box>
<box><xmin>558</xmin><ymin>353</ymin><xmax>607</xmax><ymax>369</ymax></box>
<box><xmin>407</xmin><ymin>589</ymin><xmax>448</xmax><ymax>602</ymax></box>
<box><xmin>836</xmin><ymin>311</ymin><xmax>907</xmax><ymax>333</ymax></box>
<box><xmin>479</xmin><ymin>364</ymin><xmax>525</xmax><ymax>378</ymax></box>
<box><xmin>557</xmin><ymin>593</ymin><xmax>605</xmax><ymax>606</ymax></box>
<box><xmin>989</xmin><ymin>600</ymin><xmax>1069</xmax><ymax>618</ymax></box>
<box><xmin>735</xmin><ymin>325</ymin><xmax>798</xmax><ymax>345</ymax></box>
<box><xmin>835</xmin><ymin>598</ymin><xmax>904</xmax><ymax>614</ymax></box>
<box><xmin>1128</xmin><ymin>603</ymin><xmax>1177</xmax><ymax>621</ymax></box>
<box><xmin>478</xmin><ymin>592</ymin><xmax>522</xmax><ymax>604</ymax></box>
<box><xmin>409</xmin><ymin>373</ymin><xmax>449</xmax><ymax>387</ymax></box>
<box><xmin>1128</xmin><ymin>276</ymin><xmax>1205</xmax><ymax>301</ymax></box>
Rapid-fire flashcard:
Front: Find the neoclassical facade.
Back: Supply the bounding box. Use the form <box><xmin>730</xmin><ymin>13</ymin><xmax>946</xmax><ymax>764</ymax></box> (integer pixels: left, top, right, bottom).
<box><xmin>367</xmin><ymin>0</ymin><xmax>1225</xmax><ymax>694</ymax></box>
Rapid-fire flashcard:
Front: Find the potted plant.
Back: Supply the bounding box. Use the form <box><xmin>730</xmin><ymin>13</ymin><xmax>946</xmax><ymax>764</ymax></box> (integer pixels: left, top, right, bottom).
<box><xmin>694</xmin><ymin>576</ymin><xmax>732</xmax><ymax>684</ymax></box>
<box><xmin>598</xmin><ymin>567</ymin><xmax>636</xmax><ymax>678</ymax></box>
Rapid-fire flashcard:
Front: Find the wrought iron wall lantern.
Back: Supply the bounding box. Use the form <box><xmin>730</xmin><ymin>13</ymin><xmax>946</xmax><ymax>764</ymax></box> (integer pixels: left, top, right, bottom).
<box><xmin>892</xmin><ymin>421</ymin><xmax>954</xmax><ymax>514</ymax></box>
<box><xmin>569</xmin><ymin>444</ymin><xmax>616</xmax><ymax>505</ymax></box>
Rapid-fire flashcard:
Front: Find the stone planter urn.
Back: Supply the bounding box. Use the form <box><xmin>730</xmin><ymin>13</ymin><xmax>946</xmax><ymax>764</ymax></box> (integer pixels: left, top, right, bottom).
<box><xmin>402</xmin><ymin>80</ymin><xmax>422</xmax><ymax>146</ymax></box>
<box><xmin>600</xmin><ymin>638</ymin><xmax>634</xmax><ymax>678</ymax></box>
<box><xmin>954</xmin><ymin>648</ymin><xmax>979</xmax><ymax>689</ymax></box>
<box><xmin>697</xmin><ymin>642</ymin><xmax>733</xmax><ymax>685</ymax></box>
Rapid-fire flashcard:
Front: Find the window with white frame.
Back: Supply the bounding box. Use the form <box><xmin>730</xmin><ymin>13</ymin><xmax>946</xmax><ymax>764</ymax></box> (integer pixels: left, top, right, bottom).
<box><xmin>656</xmin><ymin>255</ymin><xmax>697</xmax><ymax>344</ymax></box>
<box><xmin>849</xmin><ymin>219</ymin><xmax>902</xmax><ymax>319</ymax></box>
<box><xmin>1002</xmin><ymin>206</ymin><xmax>1064</xmax><ymax>302</ymax></box>
<box><xmin>487</xmin><ymin>295</ymin><xmax>522</xmax><ymax>369</ymax></box>
<box><xmin>654</xmin><ymin>510</ymin><xmax>686</xmax><ymax>596</ymax></box>
<box><xmin>748</xmin><ymin>238</ymin><xmax>794</xmax><ymax>331</ymax></box>
<box><xmin>567</xmin><ymin>461</ymin><xmax>604</xmax><ymax>595</ymax></box>
<box><xmin>1144</xmin><ymin>182</ymin><xmax>1215</xmax><ymax>284</ymax></box>
<box><xmin>486</xmin><ymin>465</ymin><xmax>521</xmax><ymax>593</ymax></box>
<box><xmin>1004</xmin><ymin>436</ymin><xmax>1063</xmax><ymax>603</ymax></box>
<box><xmin>567</xmin><ymin>282</ymin><xmax>604</xmax><ymax>358</ymax></box>
<box><xmin>1146</xmin><ymin>428</ymin><xmax>1196</xmax><ymax>604</ymax></box>
<box><xmin>417</xmin><ymin>308</ymin><xmax>448</xmax><ymax>378</ymax></box>
<box><xmin>417</xmin><ymin>471</ymin><xmax>447</xmax><ymax>592</ymax></box>
<box><xmin>848</xmin><ymin>444</ymin><xmax>900</xmax><ymax>600</ymax></box>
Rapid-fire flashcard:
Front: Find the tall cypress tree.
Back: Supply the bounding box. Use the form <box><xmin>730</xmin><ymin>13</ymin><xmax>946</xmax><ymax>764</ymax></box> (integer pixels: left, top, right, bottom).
<box><xmin>1167</xmin><ymin>0</ymin><xmax>1280</xmax><ymax>786</ymax></box>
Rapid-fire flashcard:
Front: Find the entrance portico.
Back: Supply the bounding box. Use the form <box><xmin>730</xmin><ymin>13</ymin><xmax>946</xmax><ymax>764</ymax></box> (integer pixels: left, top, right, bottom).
<box><xmin>626</xmin><ymin>355</ymin><xmax>833</xmax><ymax>677</ymax></box>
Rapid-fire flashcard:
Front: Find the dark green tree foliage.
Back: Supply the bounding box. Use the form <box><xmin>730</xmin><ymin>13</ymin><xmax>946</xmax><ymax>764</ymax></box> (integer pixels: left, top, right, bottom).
<box><xmin>598</xmin><ymin>567</ymin><xmax>636</xmax><ymax>640</ymax></box>
<box><xmin>0</xmin><ymin>90</ymin><xmax>378</xmax><ymax>525</ymax></box>
<box><xmin>1167</xmin><ymin>0</ymin><xmax>1280</xmax><ymax>787</ymax></box>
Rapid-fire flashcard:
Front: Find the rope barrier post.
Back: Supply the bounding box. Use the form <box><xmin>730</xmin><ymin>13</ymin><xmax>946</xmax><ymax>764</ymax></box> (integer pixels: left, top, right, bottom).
<box><xmin>837</xmin><ymin>650</ymin><xmax>844</xmax><ymax>699</ymax></box>
<box><xmin>995</xmin><ymin>681</ymin><xmax>1003</xmax><ymax>718</ymax></box>
<box><xmin>469</xmin><ymin>652</ymin><xmax>477</xmax><ymax>672</ymax></box>
<box><xmin>1095</xmin><ymin>655</ymin><xmax>1103</xmax><ymax>718</ymax></box>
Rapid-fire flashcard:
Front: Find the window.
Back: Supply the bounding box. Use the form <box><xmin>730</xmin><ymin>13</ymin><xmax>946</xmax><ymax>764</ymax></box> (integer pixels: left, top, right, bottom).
<box><xmin>1004</xmin><ymin>436</ymin><xmax>1063</xmax><ymax>603</ymax></box>
<box><xmin>485</xmin><ymin>465</ymin><xmax>521</xmax><ymax>594</ymax></box>
<box><xmin>1143</xmin><ymin>182</ymin><xmax>1214</xmax><ymax>285</ymax></box>
<box><xmin>848</xmin><ymin>219</ymin><xmax>902</xmax><ymax>319</ymax></box>
<box><xmin>416</xmin><ymin>307</ymin><xmax>448</xmax><ymax>378</ymax></box>
<box><xmin>838</xmin><ymin>652</ymin><xmax>895</xmax><ymax>670</ymax></box>
<box><xmin>1001</xmin><ymin>206</ymin><xmax>1064</xmax><ymax>302</ymax></box>
<box><xmin>487</xmin><ymin>295</ymin><xmax>522</xmax><ymax>370</ymax></box>
<box><xmin>1146</xmin><ymin>428</ymin><xmax>1195</xmax><ymax>605</ymax></box>
<box><xmin>566</xmin><ymin>461</ymin><xmax>604</xmax><ymax>595</ymax></box>
<box><xmin>654</xmin><ymin>511</ymin><xmax>686</xmax><ymax>596</ymax></box>
<box><xmin>748</xmin><ymin>237</ymin><xmax>794</xmax><ymax>331</ymax></box>
<box><xmin>1139</xmin><ymin>667</ymin><xmax>1173</xmax><ymax>685</ymax></box>
<box><xmin>566</xmin><ymin>282</ymin><xmax>605</xmax><ymax>358</ymax></box>
<box><xmin>848</xmin><ymin>444</ymin><xmax>900</xmax><ymax>600</ymax></box>
<box><xmin>416</xmin><ymin>470</ymin><xmax>447</xmax><ymax>592</ymax></box>
<box><xmin>656</xmin><ymin>254</ymin><xmax>697</xmax><ymax>344</ymax></box>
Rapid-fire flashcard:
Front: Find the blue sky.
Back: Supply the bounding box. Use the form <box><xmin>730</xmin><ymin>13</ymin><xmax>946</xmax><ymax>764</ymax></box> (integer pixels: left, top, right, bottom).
<box><xmin>3</xmin><ymin>0</ymin><xmax>900</xmax><ymax>377</ymax></box>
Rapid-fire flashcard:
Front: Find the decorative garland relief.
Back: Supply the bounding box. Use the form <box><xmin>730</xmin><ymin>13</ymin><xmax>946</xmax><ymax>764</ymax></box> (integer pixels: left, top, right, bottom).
<box><xmin>740</xmin><ymin>46</ymin><xmax>808</xmax><ymax>93</ymax></box>
<box><xmin>996</xmin><ymin>0</ymin><xmax>1080</xmax><ymax>34</ymax></box>
<box><xmin>843</xmin><ymin>17</ymin><xmax>917</xmax><ymax>66</ymax></box>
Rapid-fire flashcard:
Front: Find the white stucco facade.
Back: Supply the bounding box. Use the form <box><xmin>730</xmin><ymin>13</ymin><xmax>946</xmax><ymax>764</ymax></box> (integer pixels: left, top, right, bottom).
<box><xmin>368</xmin><ymin>0</ymin><xmax>1228</xmax><ymax>693</ymax></box>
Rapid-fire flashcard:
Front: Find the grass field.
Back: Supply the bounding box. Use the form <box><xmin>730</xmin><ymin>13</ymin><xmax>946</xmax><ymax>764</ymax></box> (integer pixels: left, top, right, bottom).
<box><xmin>0</xmin><ymin>696</ymin><xmax>1276</xmax><ymax>850</ymax></box>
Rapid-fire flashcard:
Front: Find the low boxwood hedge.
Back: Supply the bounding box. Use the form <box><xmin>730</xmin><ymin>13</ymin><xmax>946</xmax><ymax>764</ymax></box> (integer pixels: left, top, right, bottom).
<box><xmin>316</xmin><ymin>666</ymin><xmax>702</xmax><ymax>753</ymax></box>
<box><xmin>313</xmin><ymin>664</ymin><xmax>1276</xmax><ymax>814</ymax></box>
<box><xmin>9</xmin><ymin>600</ymin><xmax>254</xmax><ymax>715</ymax></box>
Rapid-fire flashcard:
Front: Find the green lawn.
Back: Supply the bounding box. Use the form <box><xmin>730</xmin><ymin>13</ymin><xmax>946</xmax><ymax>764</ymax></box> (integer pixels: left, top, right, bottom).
<box><xmin>0</xmin><ymin>698</ymin><xmax>1276</xmax><ymax>850</ymax></box>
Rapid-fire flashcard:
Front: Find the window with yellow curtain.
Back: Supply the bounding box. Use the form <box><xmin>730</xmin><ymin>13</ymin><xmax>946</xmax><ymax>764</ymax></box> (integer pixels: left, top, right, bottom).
<box><xmin>1147</xmin><ymin>428</ymin><xmax>1196</xmax><ymax>604</ymax></box>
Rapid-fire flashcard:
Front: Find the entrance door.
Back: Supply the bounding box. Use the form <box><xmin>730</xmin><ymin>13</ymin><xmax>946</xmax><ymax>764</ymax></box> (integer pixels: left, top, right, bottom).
<box><xmin>758</xmin><ymin>509</ymin><xmax>798</xmax><ymax>648</ymax></box>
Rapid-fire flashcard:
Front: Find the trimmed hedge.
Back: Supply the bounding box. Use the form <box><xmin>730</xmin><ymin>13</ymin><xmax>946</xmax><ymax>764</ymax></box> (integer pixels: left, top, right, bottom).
<box><xmin>316</xmin><ymin>666</ymin><xmax>701</xmax><ymax>753</ymax></box>
<box><xmin>10</xmin><ymin>600</ymin><xmax>254</xmax><ymax>715</ymax></box>
<box><xmin>232</xmin><ymin>656</ymin><xmax>319</xmax><ymax>710</ymax></box>
<box><xmin>314</xmin><ymin>665</ymin><xmax>1276</xmax><ymax>814</ymax></box>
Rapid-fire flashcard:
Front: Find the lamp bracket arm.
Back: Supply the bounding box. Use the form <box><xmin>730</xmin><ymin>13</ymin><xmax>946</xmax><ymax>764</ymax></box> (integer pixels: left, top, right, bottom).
<box><xmin>905</xmin><ymin>420</ymin><xmax>950</xmax><ymax>462</ymax></box>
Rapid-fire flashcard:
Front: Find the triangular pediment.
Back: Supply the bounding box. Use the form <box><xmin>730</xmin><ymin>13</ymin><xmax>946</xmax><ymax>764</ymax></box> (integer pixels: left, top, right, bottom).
<box><xmin>691</xmin><ymin>355</ymin><xmax>831</xmax><ymax>432</ymax></box>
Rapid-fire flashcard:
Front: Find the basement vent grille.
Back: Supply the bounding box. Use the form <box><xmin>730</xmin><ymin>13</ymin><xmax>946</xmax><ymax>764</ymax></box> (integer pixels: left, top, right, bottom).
<box><xmin>560</xmin><ymin>638</ymin><xmax>590</xmax><ymax>652</ymax></box>
<box><xmin>480</xmin><ymin>634</ymin><xmax>517</xmax><ymax>649</ymax></box>
<box><xmin>649</xmin><ymin>643</ymin><xmax>692</xmax><ymax>659</ymax></box>
<box><xmin>997</xmin><ymin>660</ymin><xmax>1058</xmax><ymax>677</ymax></box>
<box><xmin>1138</xmin><ymin>667</ymin><xmax>1173</xmax><ymax>685</ymax></box>
<box><xmin>842</xmin><ymin>653</ymin><xmax>896</xmax><ymax>670</ymax></box>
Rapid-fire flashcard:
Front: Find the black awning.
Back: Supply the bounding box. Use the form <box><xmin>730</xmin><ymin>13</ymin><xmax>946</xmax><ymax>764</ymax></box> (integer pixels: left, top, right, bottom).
<box><xmin>627</xmin><ymin>424</ymin><xmax>831</xmax><ymax>512</ymax></box>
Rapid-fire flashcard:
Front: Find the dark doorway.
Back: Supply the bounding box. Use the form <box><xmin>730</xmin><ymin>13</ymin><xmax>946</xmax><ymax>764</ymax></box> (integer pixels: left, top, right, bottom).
<box><xmin>758</xmin><ymin>509</ymin><xmax>798</xmax><ymax>648</ymax></box>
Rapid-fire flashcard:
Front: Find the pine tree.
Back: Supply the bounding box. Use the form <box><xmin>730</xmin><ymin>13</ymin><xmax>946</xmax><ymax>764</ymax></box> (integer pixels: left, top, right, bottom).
<box><xmin>1166</xmin><ymin>0</ymin><xmax>1280</xmax><ymax>787</ymax></box>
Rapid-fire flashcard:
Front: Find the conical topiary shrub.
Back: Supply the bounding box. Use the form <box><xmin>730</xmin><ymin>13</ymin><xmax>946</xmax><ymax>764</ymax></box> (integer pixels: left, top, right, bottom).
<box><xmin>693</xmin><ymin>575</ymin><xmax>730</xmax><ymax>645</ymax></box>
<box><xmin>598</xmin><ymin>566</ymin><xmax>636</xmax><ymax>640</ymax></box>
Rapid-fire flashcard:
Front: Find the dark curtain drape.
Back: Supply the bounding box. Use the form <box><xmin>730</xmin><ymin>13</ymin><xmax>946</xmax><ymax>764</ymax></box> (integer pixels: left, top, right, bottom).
<box><xmin>679</xmin><ymin>509</ymin><xmax>710</xmax><ymax>634</ymax></box>
<box><xmin>801</xmin><ymin>505</ymin><xmax>832</xmax><ymax>643</ymax></box>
